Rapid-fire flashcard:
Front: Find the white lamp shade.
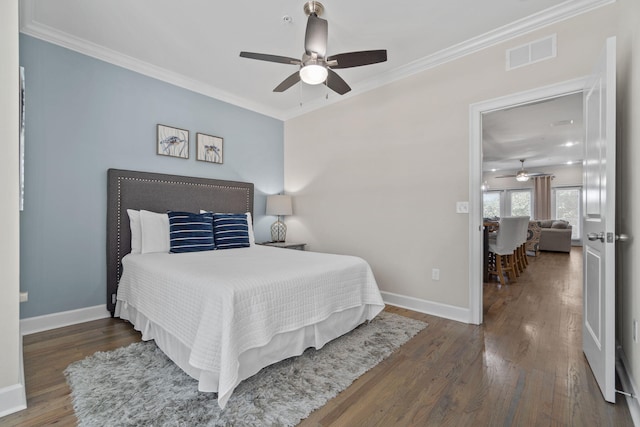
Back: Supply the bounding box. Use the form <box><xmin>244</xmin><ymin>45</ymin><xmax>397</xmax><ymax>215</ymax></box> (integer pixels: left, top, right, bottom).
<box><xmin>266</xmin><ymin>195</ymin><xmax>292</xmax><ymax>216</ymax></box>
<box><xmin>299</xmin><ymin>64</ymin><xmax>328</xmax><ymax>85</ymax></box>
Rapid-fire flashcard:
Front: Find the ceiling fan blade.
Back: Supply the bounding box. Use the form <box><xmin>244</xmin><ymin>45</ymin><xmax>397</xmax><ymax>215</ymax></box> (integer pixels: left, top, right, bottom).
<box><xmin>273</xmin><ymin>71</ymin><xmax>301</xmax><ymax>92</ymax></box>
<box><xmin>240</xmin><ymin>52</ymin><xmax>301</xmax><ymax>65</ymax></box>
<box><xmin>327</xmin><ymin>50</ymin><xmax>387</xmax><ymax>69</ymax></box>
<box><xmin>326</xmin><ymin>69</ymin><xmax>351</xmax><ymax>95</ymax></box>
<box><xmin>494</xmin><ymin>172</ymin><xmax>553</xmax><ymax>179</ymax></box>
<box><xmin>305</xmin><ymin>14</ymin><xmax>328</xmax><ymax>57</ymax></box>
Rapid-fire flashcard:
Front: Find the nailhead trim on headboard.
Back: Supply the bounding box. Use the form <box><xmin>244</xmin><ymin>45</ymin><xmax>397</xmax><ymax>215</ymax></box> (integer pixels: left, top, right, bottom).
<box><xmin>115</xmin><ymin>176</ymin><xmax>252</xmax><ymax>282</ymax></box>
<box><xmin>107</xmin><ymin>169</ymin><xmax>254</xmax><ymax>315</ymax></box>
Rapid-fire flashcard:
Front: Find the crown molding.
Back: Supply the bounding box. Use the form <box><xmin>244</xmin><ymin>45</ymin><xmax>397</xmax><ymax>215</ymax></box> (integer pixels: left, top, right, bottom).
<box><xmin>280</xmin><ymin>0</ymin><xmax>615</xmax><ymax>120</ymax></box>
<box><xmin>19</xmin><ymin>1</ymin><xmax>283</xmax><ymax>120</ymax></box>
<box><xmin>20</xmin><ymin>0</ymin><xmax>615</xmax><ymax>122</ymax></box>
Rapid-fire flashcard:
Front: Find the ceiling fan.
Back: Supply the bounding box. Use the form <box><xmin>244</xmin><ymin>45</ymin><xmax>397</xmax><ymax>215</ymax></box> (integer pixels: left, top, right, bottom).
<box><xmin>495</xmin><ymin>159</ymin><xmax>553</xmax><ymax>182</ymax></box>
<box><xmin>239</xmin><ymin>1</ymin><xmax>387</xmax><ymax>95</ymax></box>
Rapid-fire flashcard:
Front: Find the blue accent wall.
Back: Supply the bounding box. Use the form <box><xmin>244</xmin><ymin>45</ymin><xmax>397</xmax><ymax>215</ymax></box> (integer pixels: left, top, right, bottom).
<box><xmin>19</xmin><ymin>35</ymin><xmax>284</xmax><ymax>318</ymax></box>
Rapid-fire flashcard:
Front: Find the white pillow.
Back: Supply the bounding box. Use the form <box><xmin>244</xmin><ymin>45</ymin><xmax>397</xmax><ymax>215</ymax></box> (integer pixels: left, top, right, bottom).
<box><xmin>127</xmin><ymin>209</ymin><xmax>142</xmax><ymax>254</ymax></box>
<box><xmin>246</xmin><ymin>212</ymin><xmax>255</xmax><ymax>246</ymax></box>
<box><xmin>140</xmin><ymin>210</ymin><xmax>170</xmax><ymax>254</ymax></box>
<box><xmin>200</xmin><ymin>210</ymin><xmax>255</xmax><ymax>246</ymax></box>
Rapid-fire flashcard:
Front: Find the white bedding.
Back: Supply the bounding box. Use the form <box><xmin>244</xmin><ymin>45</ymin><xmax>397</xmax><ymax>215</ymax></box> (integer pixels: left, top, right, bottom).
<box><xmin>115</xmin><ymin>245</ymin><xmax>384</xmax><ymax>408</ymax></box>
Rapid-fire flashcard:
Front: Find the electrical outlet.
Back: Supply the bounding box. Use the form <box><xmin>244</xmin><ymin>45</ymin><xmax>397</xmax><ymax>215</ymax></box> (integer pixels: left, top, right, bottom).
<box><xmin>432</xmin><ymin>268</ymin><xmax>440</xmax><ymax>281</ymax></box>
<box><xmin>20</xmin><ymin>292</ymin><xmax>28</xmax><ymax>303</ymax></box>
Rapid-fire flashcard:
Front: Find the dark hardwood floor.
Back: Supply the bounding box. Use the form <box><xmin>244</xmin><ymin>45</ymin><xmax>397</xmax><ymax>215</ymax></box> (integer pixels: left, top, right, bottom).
<box><xmin>2</xmin><ymin>248</ymin><xmax>633</xmax><ymax>426</ymax></box>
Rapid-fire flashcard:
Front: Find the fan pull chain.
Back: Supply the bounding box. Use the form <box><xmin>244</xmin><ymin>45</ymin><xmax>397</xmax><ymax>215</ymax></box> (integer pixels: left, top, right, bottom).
<box><xmin>299</xmin><ymin>79</ymin><xmax>303</xmax><ymax>107</ymax></box>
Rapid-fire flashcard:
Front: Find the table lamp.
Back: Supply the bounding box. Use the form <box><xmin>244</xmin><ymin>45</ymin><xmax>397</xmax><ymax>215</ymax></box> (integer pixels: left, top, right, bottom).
<box><xmin>266</xmin><ymin>195</ymin><xmax>292</xmax><ymax>242</ymax></box>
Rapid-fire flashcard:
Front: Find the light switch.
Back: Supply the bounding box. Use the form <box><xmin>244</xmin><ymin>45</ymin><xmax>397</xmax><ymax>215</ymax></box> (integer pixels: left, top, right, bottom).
<box><xmin>456</xmin><ymin>201</ymin><xmax>469</xmax><ymax>214</ymax></box>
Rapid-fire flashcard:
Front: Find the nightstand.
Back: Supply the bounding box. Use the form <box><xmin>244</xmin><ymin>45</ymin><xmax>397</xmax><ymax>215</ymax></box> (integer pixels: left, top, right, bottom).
<box><xmin>258</xmin><ymin>242</ymin><xmax>306</xmax><ymax>251</ymax></box>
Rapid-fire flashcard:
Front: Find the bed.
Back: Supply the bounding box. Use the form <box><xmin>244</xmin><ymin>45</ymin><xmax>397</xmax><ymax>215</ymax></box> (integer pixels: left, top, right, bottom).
<box><xmin>106</xmin><ymin>169</ymin><xmax>385</xmax><ymax>408</ymax></box>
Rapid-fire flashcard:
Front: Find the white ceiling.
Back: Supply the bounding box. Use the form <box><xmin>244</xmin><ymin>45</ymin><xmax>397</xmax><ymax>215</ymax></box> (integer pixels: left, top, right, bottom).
<box><xmin>482</xmin><ymin>92</ymin><xmax>584</xmax><ymax>173</ymax></box>
<box><xmin>20</xmin><ymin>0</ymin><xmax>611</xmax><ymax>121</ymax></box>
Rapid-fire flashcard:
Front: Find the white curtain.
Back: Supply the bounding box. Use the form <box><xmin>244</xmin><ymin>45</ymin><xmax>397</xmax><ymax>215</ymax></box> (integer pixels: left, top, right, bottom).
<box><xmin>534</xmin><ymin>176</ymin><xmax>552</xmax><ymax>220</ymax></box>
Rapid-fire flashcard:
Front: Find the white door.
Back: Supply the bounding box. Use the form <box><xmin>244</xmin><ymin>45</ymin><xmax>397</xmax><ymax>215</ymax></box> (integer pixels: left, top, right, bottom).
<box><xmin>582</xmin><ymin>37</ymin><xmax>616</xmax><ymax>403</ymax></box>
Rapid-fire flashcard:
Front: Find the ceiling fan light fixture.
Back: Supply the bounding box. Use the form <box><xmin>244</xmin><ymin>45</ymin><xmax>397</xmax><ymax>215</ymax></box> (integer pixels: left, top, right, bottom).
<box><xmin>514</xmin><ymin>158</ymin><xmax>529</xmax><ymax>181</ymax></box>
<box><xmin>299</xmin><ymin>64</ymin><xmax>327</xmax><ymax>85</ymax></box>
<box><xmin>240</xmin><ymin>0</ymin><xmax>386</xmax><ymax>95</ymax></box>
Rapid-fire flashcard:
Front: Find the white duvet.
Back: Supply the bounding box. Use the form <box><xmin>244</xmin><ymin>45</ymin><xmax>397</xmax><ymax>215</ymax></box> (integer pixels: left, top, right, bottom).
<box><xmin>115</xmin><ymin>245</ymin><xmax>384</xmax><ymax>408</ymax></box>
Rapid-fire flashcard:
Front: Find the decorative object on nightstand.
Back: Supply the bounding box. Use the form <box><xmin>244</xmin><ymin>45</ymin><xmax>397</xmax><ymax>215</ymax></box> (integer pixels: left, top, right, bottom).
<box><xmin>266</xmin><ymin>194</ymin><xmax>292</xmax><ymax>242</ymax></box>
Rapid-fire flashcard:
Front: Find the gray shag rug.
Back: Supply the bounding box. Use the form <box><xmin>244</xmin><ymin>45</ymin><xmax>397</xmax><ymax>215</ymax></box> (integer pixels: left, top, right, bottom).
<box><xmin>65</xmin><ymin>311</ymin><xmax>426</xmax><ymax>426</ymax></box>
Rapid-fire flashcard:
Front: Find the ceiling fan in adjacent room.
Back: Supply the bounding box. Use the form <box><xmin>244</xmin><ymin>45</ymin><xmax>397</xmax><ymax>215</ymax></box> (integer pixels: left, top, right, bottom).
<box><xmin>495</xmin><ymin>159</ymin><xmax>553</xmax><ymax>182</ymax></box>
<box><xmin>239</xmin><ymin>1</ymin><xmax>387</xmax><ymax>95</ymax></box>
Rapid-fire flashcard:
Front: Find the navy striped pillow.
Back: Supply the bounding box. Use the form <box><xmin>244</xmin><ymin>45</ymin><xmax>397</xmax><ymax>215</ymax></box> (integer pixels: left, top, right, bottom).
<box><xmin>213</xmin><ymin>213</ymin><xmax>250</xmax><ymax>249</ymax></box>
<box><xmin>168</xmin><ymin>211</ymin><xmax>215</xmax><ymax>253</ymax></box>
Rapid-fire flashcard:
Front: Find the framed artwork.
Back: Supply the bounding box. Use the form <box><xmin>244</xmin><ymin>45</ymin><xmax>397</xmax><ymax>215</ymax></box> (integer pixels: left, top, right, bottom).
<box><xmin>19</xmin><ymin>66</ymin><xmax>25</xmax><ymax>211</ymax></box>
<box><xmin>157</xmin><ymin>124</ymin><xmax>189</xmax><ymax>159</ymax></box>
<box><xmin>196</xmin><ymin>133</ymin><xmax>223</xmax><ymax>164</ymax></box>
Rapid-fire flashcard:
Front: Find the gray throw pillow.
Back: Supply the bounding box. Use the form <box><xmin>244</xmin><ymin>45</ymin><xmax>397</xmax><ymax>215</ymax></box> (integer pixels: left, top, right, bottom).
<box><xmin>551</xmin><ymin>220</ymin><xmax>568</xmax><ymax>229</ymax></box>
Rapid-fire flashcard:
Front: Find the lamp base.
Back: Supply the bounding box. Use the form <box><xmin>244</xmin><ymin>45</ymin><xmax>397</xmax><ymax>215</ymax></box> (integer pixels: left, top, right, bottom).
<box><xmin>270</xmin><ymin>219</ymin><xmax>287</xmax><ymax>242</ymax></box>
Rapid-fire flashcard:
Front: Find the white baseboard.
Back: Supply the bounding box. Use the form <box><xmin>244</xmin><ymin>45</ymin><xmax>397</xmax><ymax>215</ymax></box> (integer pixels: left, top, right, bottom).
<box><xmin>381</xmin><ymin>291</ymin><xmax>471</xmax><ymax>323</ymax></box>
<box><xmin>0</xmin><ymin>356</ymin><xmax>27</xmax><ymax>424</ymax></box>
<box><xmin>21</xmin><ymin>304</ymin><xmax>111</xmax><ymax>336</ymax></box>
<box><xmin>0</xmin><ymin>333</ymin><xmax>27</xmax><ymax>418</ymax></box>
<box><xmin>617</xmin><ymin>347</ymin><xmax>640</xmax><ymax>426</ymax></box>
<box><xmin>0</xmin><ymin>383</ymin><xmax>26</xmax><ymax>418</ymax></box>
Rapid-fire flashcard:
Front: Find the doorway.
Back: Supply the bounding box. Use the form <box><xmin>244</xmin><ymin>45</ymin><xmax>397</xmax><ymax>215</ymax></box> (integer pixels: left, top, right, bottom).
<box><xmin>468</xmin><ymin>78</ymin><xmax>587</xmax><ymax>324</ymax></box>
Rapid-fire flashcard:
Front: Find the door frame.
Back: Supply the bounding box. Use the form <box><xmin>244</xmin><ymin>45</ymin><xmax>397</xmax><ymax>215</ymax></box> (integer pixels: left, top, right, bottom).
<box><xmin>468</xmin><ymin>77</ymin><xmax>587</xmax><ymax>324</ymax></box>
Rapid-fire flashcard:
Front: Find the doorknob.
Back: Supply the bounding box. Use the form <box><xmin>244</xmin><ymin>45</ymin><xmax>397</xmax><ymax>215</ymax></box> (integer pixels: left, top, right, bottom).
<box><xmin>616</xmin><ymin>234</ymin><xmax>630</xmax><ymax>242</ymax></box>
<box><xmin>587</xmin><ymin>232</ymin><xmax>605</xmax><ymax>242</ymax></box>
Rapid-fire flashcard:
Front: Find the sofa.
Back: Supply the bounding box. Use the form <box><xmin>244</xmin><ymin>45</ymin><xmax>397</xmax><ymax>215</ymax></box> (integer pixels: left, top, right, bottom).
<box><xmin>526</xmin><ymin>219</ymin><xmax>573</xmax><ymax>254</ymax></box>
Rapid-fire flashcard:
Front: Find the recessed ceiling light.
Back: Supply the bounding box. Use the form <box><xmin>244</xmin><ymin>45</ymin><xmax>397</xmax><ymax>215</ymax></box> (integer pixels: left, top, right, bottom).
<box><xmin>491</xmin><ymin>168</ymin><xmax>497</xmax><ymax>172</ymax></box>
<box><xmin>566</xmin><ymin>161</ymin><xmax>574</xmax><ymax>165</ymax></box>
<box><xmin>564</xmin><ymin>141</ymin><xmax>575</xmax><ymax>147</ymax></box>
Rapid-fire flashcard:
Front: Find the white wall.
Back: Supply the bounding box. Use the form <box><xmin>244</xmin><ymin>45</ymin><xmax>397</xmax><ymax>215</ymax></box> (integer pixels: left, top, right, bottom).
<box><xmin>616</xmin><ymin>0</ymin><xmax>640</xmax><ymax>411</ymax></box>
<box><xmin>285</xmin><ymin>5</ymin><xmax>618</xmax><ymax>314</ymax></box>
<box><xmin>0</xmin><ymin>0</ymin><xmax>26</xmax><ymax>418</ymax></box>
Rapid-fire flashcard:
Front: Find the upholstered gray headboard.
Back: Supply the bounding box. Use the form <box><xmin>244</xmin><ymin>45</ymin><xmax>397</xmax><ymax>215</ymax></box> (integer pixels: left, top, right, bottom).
<box><xmin>106</xmin><ymin>169</ymin><xmax>254</xmax><ymax>314</ymax></box>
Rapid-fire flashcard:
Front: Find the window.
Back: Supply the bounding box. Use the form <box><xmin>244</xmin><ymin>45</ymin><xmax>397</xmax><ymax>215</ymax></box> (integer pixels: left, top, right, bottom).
<box><xmin>508</xmin><ymin>189</ymin><xmax>532</xmax><ymax>217</ymax></box>
<box><xmin>483</xmin><ymin>185</ymin><xmax>581</xmax><ymax>239</ymax></box>
<box><xmin>554</xmin><ymin>187</ymin><xmax>581</xmax><ymax>240</ymax></box>
<box><xmin>483</xmin><ymin>191</ymin><xmax>502</xmax><ymax>218</ymax></box>
<box><xmin>483</xmin><ymin>189</ymin><xmax>531</xmax><ymax>218</ymax></box>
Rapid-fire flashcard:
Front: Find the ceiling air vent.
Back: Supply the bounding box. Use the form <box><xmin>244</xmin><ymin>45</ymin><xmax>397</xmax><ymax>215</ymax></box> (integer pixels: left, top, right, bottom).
<box><xmin>506</xmin><ymin>34</ymin><xmax>556</xmax><ymax>71</ymax></box>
